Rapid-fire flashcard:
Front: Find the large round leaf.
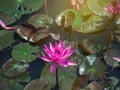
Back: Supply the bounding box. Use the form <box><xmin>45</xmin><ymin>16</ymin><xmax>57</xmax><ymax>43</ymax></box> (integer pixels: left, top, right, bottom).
<box><xmin>1</xmin><ymin>59</ymin><xmax>29</xmax><ymax>77</ymax></box>
<box><xmin>28</xmin><ymin>14</ymin><xmax>53</xmax><ymax>28</ymax></box>
<box><xmin>12</xmin><ymin>43</ymin><xmax>39</xmax><ymax>62</ymax></box>
<box><xmin>20</xmin><ymin>0</ymin><xmax>44</xmax><ymax>14</ymax></box>
<box><xmin>0</xmin><ymin>30</ymin><xmax>15</xmax><ymax>51</ymax></box>
<box><xmin>87</xmin><ymin>0</ymin><xmax>111</xmax><ymax>16</ymax></box>
<box><xmin>41</xmin><ymin>65</ymin><xmax>77</xmax><ymax>90</ymax></box>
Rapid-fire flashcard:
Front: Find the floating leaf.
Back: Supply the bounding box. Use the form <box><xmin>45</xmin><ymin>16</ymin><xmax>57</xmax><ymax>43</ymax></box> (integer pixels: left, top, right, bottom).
<box><xmin>28</xmin><ymin>14</ymin><xmax>53</xmax><ymax>28</ymax></box>
<box><xmin>0</xmin><ymin>30</ymin><xmax>15</xmax><ymax>51</ymax></box>
<box><xmin>113</xmin><ymin>29</ymin><xmax>120</xmax><ymax>43</ymax></box>
<box><xmin>16</xmin><ymin>25</ymin><xmax>51</xmax><ymax>43</ymax></box>
<box><xmin>1</xmin><ymin>59</ymin><xmax>29</xmax><ymax>77</ymax></box>
<box><xmin>41</xmin><ymin>66</ymin><xmax>77</xmax><ymax>90</ymax></box>
<box><xmin>20</xmin><ymin>0</ymin><xmax>44</xmax><ymax>14</ymax></box>
<box><xmin>24</xmin><ymin>78</ymin><xmax>50</xmax><ymax>90</ymax></box>
<box><xmin>87</xmin><ymin>0</ymin><xmax>111</xmax><ymax>16</ymax></box>
<box><xmin>12</xmin><ymin>43</ymin><xmax>39</xmax><ymax>62</ymax></box>
<box><xmin>109</xmin><ymin>77</ymin><xmax>119</xmax><ymax>89</ymax></box>
<box><xmin>79</xmin><ymin>55</ymin><xmax>106</xmax><ymax>80</ymax></box>
<box><xmin>72</xmin><ymin>75</ymin><xmax>88</xmax><ymax>90</ymax></box>
<box><xmin>55</xmin><ymin>9</ymin><xmax>83</xmax><ymax>28</ymax></box>
<box><xmin>79</xmin><ymin>39</ymin><xmax>98</xmax><ymax>54</ymax></box>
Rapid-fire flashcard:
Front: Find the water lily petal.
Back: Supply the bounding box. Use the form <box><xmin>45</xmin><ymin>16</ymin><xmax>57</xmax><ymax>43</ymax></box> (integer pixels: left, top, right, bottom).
<box><xmin>50</xmin><ymin>63</ymin><xmax>58</xmax><ymax>72</ymax></box>
<box><xmin>61</xmin><ymin>50</ymin><xmax>75</xmax><ymax>60</ymax></box>
<box><xmin>49</xmin><ymin>42</ymin><xmax>55</xmax><ymax>53</ymax></box>
<box><xmin>0</xmin><ymin>20</ymin><xmax>15</xmax><ymax>30</ymax></box>
<box><xmin>41</xmin><ymin>56</ymin><xmax>52</xmax><ymax>62</ymax></box>
<box><xmin>113</xmin><ymin>57</ymin><xmax>120</xmax><ymax>62</ymax></box>
<box><xmin>67</xmin><ymin>60</ymin><xmax>77</xmax><ymax>66</ymax></box>
<box><xmin>61</xmin><ymin>46</ymin><xmax>71</xmax><ymax>57</ymax></box>
<box><xmin>59</xmin><ymin>60</ymin><xmax>68</xmax><ymax>67</ymax></box>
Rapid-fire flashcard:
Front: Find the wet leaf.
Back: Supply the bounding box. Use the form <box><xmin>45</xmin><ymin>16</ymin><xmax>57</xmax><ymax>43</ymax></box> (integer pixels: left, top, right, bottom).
<box><xmin>0</xmin><ymin>30</ymin><xmax>15</xmax><ymax>51</ymax></box>
<box><xmin>79</xmin><ymin>39</ymin><xmax>98</xmax><ymax>54</ymax></box>
<box><xmin>41</xmin><ymin>66</ymin><xmax>77</xmax><ymax>90</ymax></box>
<box><xmin>87</xmin><ymin>0</ymin><xmax>111</xmax><ymax>16</ymax></box>
<box><xmin>1</xmin><ymin>59</ymin><xmax>29</xmax><ymax>77</ymax></box>
<box><xmin>79</xmin><ymin>55</ymin><xmax>106</xmax><ymax>80</ymax></box>
<box><xmin>86</xmin><ymin>81</ymin><xmax>102</xmax><ymax>90</ymax></box>
<box><xmin>24</xmin><ymin>78</ymin><xmax>50</xmax><ymax>90</ymax></box>
<box><xmin>72</xmin><ymin>75</ymin><xmax>88</xmax><ymax>90</ymax></box>
<box><xmin>12</xmin><ymin>43</ymin><xmax>39</xmax><ymax>63</ymax></box>
<box><xmin>20</xmin><ymin>0</ymin><xmax>44</xmax><ymax>14</ymax></box>
<box><xmin>113</xmin><ymin>29</ymin><xmax>120</xmax><ymax>43</ymax></box>
<box><xmin>16</xmin><ymin>25</ymin><xmax>51</xmax><ymax>43</ymax></box>
<box><xmin>28</xmin><ymin>14</ymin><xmax>53</xmax><ymax>28</ymax></box>
<box><xmin>109</xmin><ymin>77</ymin><xmax>119</xmax><ymax>89</ymax></box>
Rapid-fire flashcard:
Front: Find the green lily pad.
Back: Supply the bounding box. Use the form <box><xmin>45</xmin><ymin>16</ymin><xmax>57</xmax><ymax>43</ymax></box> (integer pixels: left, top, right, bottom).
<box><xmin>1</xmin><ymin>59</ymin><xmax>29</xmax><ymax>77</ymax></box>
<box><xmin>12</xmin><ymin>43</ymin><xmax>39</xmax><ymax>63</ymax></box>
<box><xmin>87</xmin><ymin>0</ymin><xmax>111</xmax><ymax>16</ymax></box>
<box><xmin>20</xmin><ymin>0</ymin><xmax>44</xmax><ymax>14</ymax></box>
<box><xmin>79</xmin><ymin>55</ymin><xmax>106</xmax><ymax>80</ymax></box>
<box><xmin>28</xmin><ymin>14</ymin><xmax>53</xmax><ymax>28</ymax></box>
<box><xmin>109</xmin><ymin>77</ymin><xmax>119</xmax><ymax>89</ymax></box>
<box><xmin>55</xmin><ymin>9</ymin><xmax>83</xmax><ymax>29</ymax></box>
<box><xmin>24</xmin><ymin>78</ymin><xmax>50</xmax><ymax>90</ymax></box>
<box><xmin>0</xmin><ymin>30</ymin><xmax>15</xmax><ymax>51</ymax></box>
<box><xmin>41</xmin><ymin>65</ymin><xmax>77</xmax><ymax>90</ymax></box>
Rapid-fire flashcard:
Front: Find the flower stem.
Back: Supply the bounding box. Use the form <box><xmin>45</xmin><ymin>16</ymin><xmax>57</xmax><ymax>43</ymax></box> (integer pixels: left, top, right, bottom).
<box><xmin>56</xmin><ymin>67</ymin><xmax>59</xmax><ymax>89</ymax></box>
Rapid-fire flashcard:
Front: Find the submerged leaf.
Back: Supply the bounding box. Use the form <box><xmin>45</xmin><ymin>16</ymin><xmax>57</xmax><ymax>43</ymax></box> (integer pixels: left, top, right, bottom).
<box><xmin>12</xmin><ymin>43</ymin><xmax>39</xmax><ymax>62</ymax></box>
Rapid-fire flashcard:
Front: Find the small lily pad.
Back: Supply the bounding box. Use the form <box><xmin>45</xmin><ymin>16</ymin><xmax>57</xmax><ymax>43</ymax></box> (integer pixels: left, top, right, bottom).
<box><xmin>0</xmin><ymin>30</ymin><xmax>15</xmax><ymax>51</ymax></box>
<box><xmin>28</xmin><ymin>14</ymin><xmax>53</xmax><ymax>28</ymax></box>
<box><xmin>24</xmin><ymin>78</ymin><xmax>50</xmax><ymax>90</ymax></box>
<box><xmin>1</xmin><ymin>59</ymin><xmax>29</xmax><ymax>77</ymax></box>
<box><xmin>12</xmin><ymin>43</ymin><xmax>39</xmax><ymax>62</ymax></box>
<box><xmin>20</xmin><ymin>0</ymin><xmax>44</xmax><ymax>14</ymax></box>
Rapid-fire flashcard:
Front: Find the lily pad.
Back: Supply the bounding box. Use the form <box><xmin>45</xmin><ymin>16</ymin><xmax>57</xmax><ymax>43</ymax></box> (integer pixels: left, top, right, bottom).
<box><xmin>28</xmin><ymin>14</ymin><xmax>53</xmax><ymax>28</ymax></box>
<box><xmin>20</xmin><ymin>0</ymin><xmax>44</xmax><ymax>14</ymax></box>
<box><xmin>12</xmin><ymin>43</ymin><xmax>39</xmax><ymax>63</ymax></box>
<box><xmin>79</xmin><ymin>39</ymin><xmax>98</xmax><ymax>54</ymax></box>
<box><xmin>1</xmin><ymin>59</ymin><xmax>29</xmax><ymax>77</ymax></box>
<box><xmin>41</xmin><ymin>65</ymin><xmax>77</xmax><ymax>90</ymax></box>
<box><xmin>24</xmin><ymin>78</ymin><xmax>50</xmax><ymax>90</ymax></box>
<box><xmin>0</xmin><ymin>30</ymin><xmax>15</xmax><ymax>51</ymax></box>
<box><xmin>79</xmin><ymin>55</ymin><xmax>106</xmax><ymax>80</ymax></box>
<box><xmin>87</xmin><ymin>0</ymin><xmax>111</xmax><ymax>16</ymax></box>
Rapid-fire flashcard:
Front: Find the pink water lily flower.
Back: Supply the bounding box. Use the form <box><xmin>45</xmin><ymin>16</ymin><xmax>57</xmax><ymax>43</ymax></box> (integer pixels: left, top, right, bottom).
<box><xmin>0</xmin><ymin>20</ymin><xmax>15</xmax><ymax>30</ymax></box>
<box><xmin>113</xmin><ymin>57</ymin><xmax>120</xmax><ymax>62</ymax></box>
<box><xmin>41</xmin><ymin>40</ymin><xmax>76</xmax><ymax>72</ymax></box>
<box><xmin>105</xmin><ymin>0</ymin><xmax>120</xmax><ymax>15</ymax></box>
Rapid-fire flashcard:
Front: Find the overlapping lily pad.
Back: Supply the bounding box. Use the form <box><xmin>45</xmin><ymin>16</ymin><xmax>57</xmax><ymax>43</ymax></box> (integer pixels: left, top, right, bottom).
<box><xmin>28</xmin><ymin>14</ymin><xmax>53</xmax><ymax>28</ymax></box>
<box><xmin>87</xmin><ymin>0</ymin><xmax>111</xmax><ymax>16</ymax></box>
<box><xmin>1</xmin><ymin>59</ymin><xmax>29</xmax><ymax>77</ymax></box>
<box><xmin>12</xmin><ymin>43</ymin><xmax>39</xmax><ymax>63</ymax></box>
<box><xmin>0</xmin><ymin>30</ymin><xmax>15</xmax><ymax>51</ymax></box>
<box><xmin>20</xmin><ymin>0</ymin><xmax>44</xmax><ymax>14</ymax></box>
<box><xmin>41</xmin><ymin>65</ymin><xmax>77</xmax><ymax>90</ymax></box>
<box><xmin>79</xmin><ymin>55</ymin><xmax>106</xmax><ymax>80</ymax></box>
